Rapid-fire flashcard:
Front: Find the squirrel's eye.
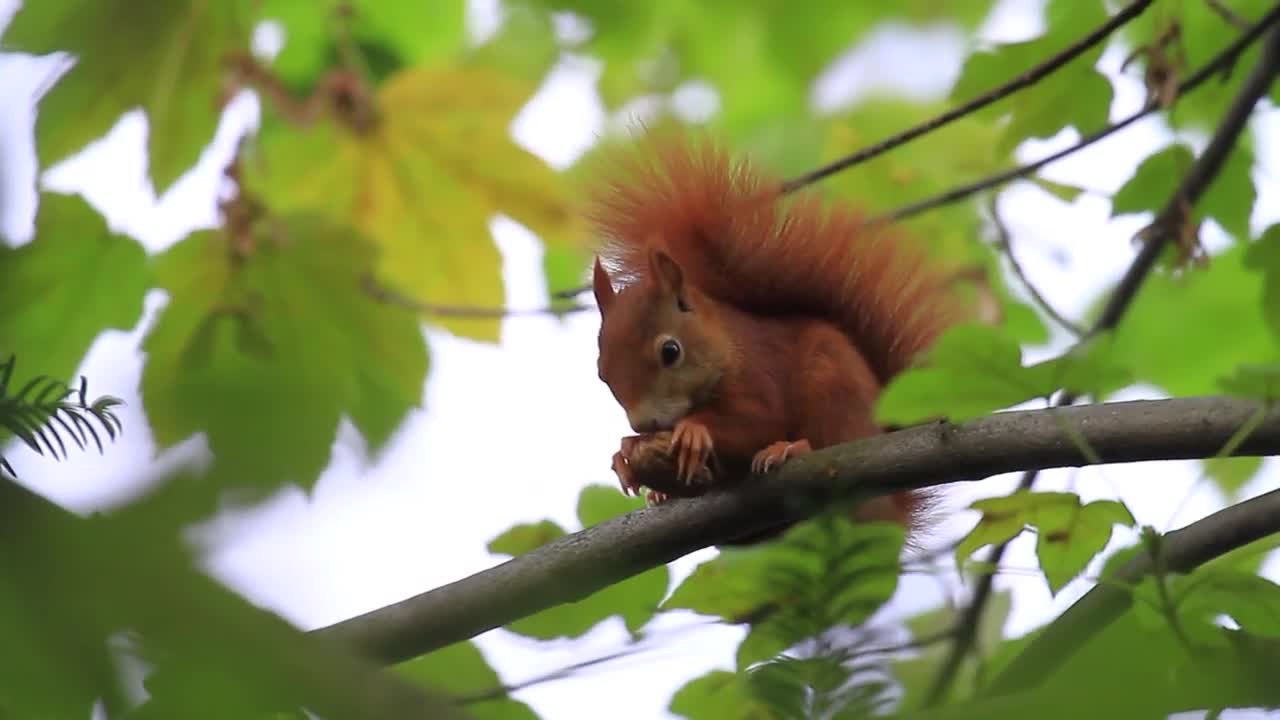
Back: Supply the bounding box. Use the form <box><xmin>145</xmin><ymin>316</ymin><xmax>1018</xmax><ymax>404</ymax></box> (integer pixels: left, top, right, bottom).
<box><xmin>659</xmin><ymin>338</ymin><xmax>682</xmax><ymax>368</ymax></box>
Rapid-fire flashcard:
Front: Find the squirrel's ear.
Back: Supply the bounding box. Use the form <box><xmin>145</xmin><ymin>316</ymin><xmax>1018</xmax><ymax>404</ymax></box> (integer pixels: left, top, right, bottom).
<box><xmin>592</xmin><ymin>257</ymin><xmax>615</xmax><ymax>313</ymax></box>
<box><xmin>648</xmin><ymin>249</ymin><xmax>688</xmax><ymax>307</ymax></box>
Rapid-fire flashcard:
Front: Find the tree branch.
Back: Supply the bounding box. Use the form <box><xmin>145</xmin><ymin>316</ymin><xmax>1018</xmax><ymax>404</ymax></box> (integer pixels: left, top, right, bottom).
<box><xmin>779</xmin><ymin>0</ymin><xmax>1155</xmax><ymax>193</ymax></box>
<box><xmin>873</xmin><ymin>3</ymin><xmax>1280</xmax><ymax>224</ymax></box>
<box><xmin>921</xmin><ymin>21</ymin><xmax>1280</xmax><ymax>704</ymax></box>
<box><xmin>311</xmin><ymin>396</ymin><xmax>1280</xmax><ymax>665</ymax></box>
<box><xmin>361</xmin><ymin>275</ymin><xmax>592</xmax><ymax>319</ymax></box>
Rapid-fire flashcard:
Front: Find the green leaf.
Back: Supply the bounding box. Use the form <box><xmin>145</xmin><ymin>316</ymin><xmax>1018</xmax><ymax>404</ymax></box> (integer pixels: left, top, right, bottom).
<box><xmin>1027</xmin><ymin>176</ymin><xmax>1086</xmax><ymax>203</ymax></box>
<box><xmin>1111</xmin><ymin>242</ymin><xmax>1280</xmax><ymax>397</ymax></box>
<box><xmin>948</xmin><ymin>0</ymin><xmax>1111</xmax><ymax>154</ymax></box>
<box><xmin>1245</xmin><ymin>224</ymin><xmax>1280</xmax><ymax>343</ymax></box>
<box><xmin>1042</xmin><ymin>331</ymin><xmax>1134</xmax><ymax>400</ymax></box>
<box><xmin>486</xmin><ymin>520</ymin><xmax>567</xmax><ymax>556</ymax></box>
<box><xmin>662</xmin><ymin>545</ymin><xmax>781</xmax><ymax>622</ymax></box>
<box><xmin>1218</xmin><ymin>363</ymin><xmax>1280</xmax><ymax>400</ymax></box>
<box><xmin>1199</xmin><ymin>533</ymin><xmax>1280</xmax><ymax>577</ymax></box>
<box><xmin>1035</xmin><ymin>499</ymin><xmax>1135</xmax><ymax>595</ymax></box>
<box><xmin>665</xmin><ymin>517</ymin><xmax>903</xmax><ymax>670</ymax></box>
<box><xmin>2</xmin><ymin>1</ymin><xmax>250</xmax><ymax>193</ymax></box>
<box><xmin>1202</xmin><ymin>456</ymin><xmax>1263</xmax><ymax>498</ymax></box>
<box><xmin>669</xmin><ymin>670</ymin><xmax>775</xmax><ymax>720</ymax></box>
<box><xmin>522</xmin><ymin>0</ymin><xmax>996</xmax><ymax>127</ymax></box>
<box><xmin>905</xmin><ymin>623</ymin><xmax>1280</xmax><ymax>719</ymax></box>
<box><xmin>1178</xmin><ymin>571</ymin><xmax>1280</xmax><ymax>639</ymax></box>
<box><xmin>485</xmin><ymin>485</ymin><xmax>668</xmax><ymax>641</ymax></box>
<box><xmin>891</xmin><ymin>591</ymin><xmax>1014</xmax><ymax>710</ymax></box>
<box><xmin>256</xmin><ymin>0</ymin><xmax>467</xmax><ymax>90</ymax></box>
<box><xmin>0</xmin><ymin>192</ymin><xmax>148</xmax><ymax>447</ymax></box>
<box><xmin>0</xmin><ymin>569</ymin><xmax>116</xmax><ymax>719</ymax></box>
<box><xmin>875</xmin><ymin>324</ymin><xmax>1053</xmax><ymax>426</ymax></box>
<box><xmin>463</xmin><ymin>2</ymin><xmax>560</xmax><ymax>85</ymax></box>
<box><xmin>955</xmin><ymin>491</ymin><xmax>1135</xmax><ymax>594</ymax></box>
<box><xmin>577</xmin><ymin>483</ymin><xmax>646</xmax><ymax>526</ymax></box>
<box><xmin>1111</xmin><ymin>142</ymin><xmax>1256</xmax><ymax>241</ymax></box>
<box><xmin>243</xmin><ymin>65</ymin><xmax>586</xmax><ymax>343</ymax></box>
<box><xmin>953</xmin><ymin>492</ymin><xmax>1043</xmax><ymax>571</ymax></box>
<box><xmin>140</xmin><ymin>215</ymin><xmax>429</xmax><ymax>494</ymax></box>
<box><xmin>395</xmin><ymin>641</ymin><xmax>539</xmax><ymax>720</ymax></box>
<box><xmin>819</xmin><ymin>99</ymin><xmax>1011</xmax><ymax>270</ymax></box>
<box><xmin>1123</xmin><ymin>0</ymin><xmax>1277</xmax><ymax>132</ymax></box>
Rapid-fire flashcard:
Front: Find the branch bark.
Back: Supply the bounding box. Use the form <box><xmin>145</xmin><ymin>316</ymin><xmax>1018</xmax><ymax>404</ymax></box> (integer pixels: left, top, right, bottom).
<box><xmin>311</xmin><ymin>396</ymin><xmax>1280</xmax><ymax>665</ymax></box>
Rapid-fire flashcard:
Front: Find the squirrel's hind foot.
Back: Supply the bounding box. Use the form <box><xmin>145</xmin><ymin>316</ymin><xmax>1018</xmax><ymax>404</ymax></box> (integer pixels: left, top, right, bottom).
<box><xmin>751</xmin><ymin>439</ymin><xmax>813</xmax><ymax>474</ymax></box>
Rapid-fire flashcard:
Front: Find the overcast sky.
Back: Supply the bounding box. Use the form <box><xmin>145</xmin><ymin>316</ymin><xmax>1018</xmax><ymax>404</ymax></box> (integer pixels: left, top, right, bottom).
<box><xmin>3</xmin><ymin>1</ymin><xmax>1280</xmax><ymax>718</ymax></box>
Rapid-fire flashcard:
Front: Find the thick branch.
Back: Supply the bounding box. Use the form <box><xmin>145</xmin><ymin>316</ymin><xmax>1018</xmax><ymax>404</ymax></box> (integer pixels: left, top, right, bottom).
<box><xmin>779</xmin><ymin>0</ymin><xmax>1154</xmax><ymax>193</ymax></box>
<box><xmin>312</xmin><ymin>396</ymin><xmax>1280</xmax><ymax>665</ymax></box>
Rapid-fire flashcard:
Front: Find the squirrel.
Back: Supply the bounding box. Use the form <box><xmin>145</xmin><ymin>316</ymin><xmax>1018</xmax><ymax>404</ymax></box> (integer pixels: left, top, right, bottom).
<box><xmin>584</xmin><ymin>134</ymin><xmax>964</xmax><ymax>543</ymax></box>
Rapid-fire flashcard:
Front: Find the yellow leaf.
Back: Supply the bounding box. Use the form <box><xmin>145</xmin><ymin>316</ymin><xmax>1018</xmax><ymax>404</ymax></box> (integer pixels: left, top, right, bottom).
<box><xmin>243</xmin><ymin>66</ymin><xmax>585</xmax><ymax>341</ymax></box>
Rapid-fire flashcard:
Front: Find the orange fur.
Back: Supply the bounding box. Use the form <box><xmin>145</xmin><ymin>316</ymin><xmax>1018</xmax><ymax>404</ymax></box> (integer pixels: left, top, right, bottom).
<box><xmin>587</xmin><ymin>133</ymin><xmax>963</xmax><ymax>542</ymax></box>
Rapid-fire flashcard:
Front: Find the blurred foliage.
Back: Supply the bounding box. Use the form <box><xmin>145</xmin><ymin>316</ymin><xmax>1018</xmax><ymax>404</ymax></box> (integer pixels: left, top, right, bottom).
<box><xmin>396</xmin><ymin>641</ymin><xmax>539</xmax><ymax>720</ymax></box>
<box><xmin>876</xmin><ymin>325</ymin><xmax>1132</xmax><ymax>425</ymax></box>
<box><xmin>3</xmin><ymin>0</ymin><xmax>1280</xmax><ymax>717</ymax></box>
<box><xmin>0</xmin><ymin>1</ymin><xmax>253</xmax><ymax>193</ymax></box>
<box><xmin>139</xmin><ymin>215</ymin><xmax>429</xmax><ymax>494</ymax></box>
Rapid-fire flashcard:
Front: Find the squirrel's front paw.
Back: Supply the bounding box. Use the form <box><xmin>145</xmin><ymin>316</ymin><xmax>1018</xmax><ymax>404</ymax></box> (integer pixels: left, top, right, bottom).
<box><xmin>671</xmin><ymin>418</ymin><xmax>715</xmax><ymax>485</ymax></box>
<box><xmin>612</xmin><ymin>435</ymin><xmax>647</xmax><ymax>497</ymax></box>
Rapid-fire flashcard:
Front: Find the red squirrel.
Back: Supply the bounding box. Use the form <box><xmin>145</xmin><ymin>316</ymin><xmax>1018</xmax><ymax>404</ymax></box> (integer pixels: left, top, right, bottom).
<box><xmin>585</xmin><ymin>135</ymin><xmax>964</xmax><ymax>541</ymax></box>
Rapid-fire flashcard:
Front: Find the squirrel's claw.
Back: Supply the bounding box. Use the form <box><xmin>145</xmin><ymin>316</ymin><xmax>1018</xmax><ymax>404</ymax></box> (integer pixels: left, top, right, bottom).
<box><xmin>751</xmin><ymin>439</ymin><xmax>813</xmax><ymax>474</ymax></box>
<box><xmin>646</xmin><ymin>489</ymin><xmax>672</xmax><ymax>505</ymax></box>
<box><xmin>612</xmin><ymin>449</ymin><xmax>640</xmax><ymax>496</ymax></box>
<box><xmin>671</xmin><ymin>418</ymin><xmax>714</xmax><ymax>485</ymax></box>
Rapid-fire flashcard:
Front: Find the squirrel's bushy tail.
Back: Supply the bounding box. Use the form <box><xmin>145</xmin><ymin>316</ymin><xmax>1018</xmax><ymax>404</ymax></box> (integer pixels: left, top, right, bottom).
<box><xmin>586</xmin><ymin>133</ymin><xmax>962</xmax><ymax>386</ymax></box>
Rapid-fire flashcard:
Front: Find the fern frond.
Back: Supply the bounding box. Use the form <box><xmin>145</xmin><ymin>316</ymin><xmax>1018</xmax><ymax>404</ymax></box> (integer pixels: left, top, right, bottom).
<box><xmin>0</xmin><ymin>354</ymin><xmax>125</xmax><ymax>478</ymax></box>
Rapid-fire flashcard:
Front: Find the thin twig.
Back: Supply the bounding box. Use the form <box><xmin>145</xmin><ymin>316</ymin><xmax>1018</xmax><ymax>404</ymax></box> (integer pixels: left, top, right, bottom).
<box><xmin>921</xmin><ymin>20</ymin><xmax>1280</xmax><ymax>706</ymax></box>
<box><xmin>362</xmin><ymin>275</ymin><xmax>593</xmax><ymax>319</ymax></box>
<box><xmin>985</xmin><ymin>195</ymin><xmax>1085</xmax><ymax>336</ymax></box>
<box><xmin>1208</xmin><ymin>0</ymin><xmax>1253</xmax><ymax>30</ymax></box>
<box><xmin>456</xmin><ymin>647</ymin><xmax>652</xmax><ymax>705</ymax></box>
<box><xmin>874</xmin><ymin>3</ymin><xmax>1280</xmax><ymax>224</ymax></box>
<box><xmin>779</xmin><ymin>0</ymin><xmax>1156</xmax><ymax>193</ymax></box>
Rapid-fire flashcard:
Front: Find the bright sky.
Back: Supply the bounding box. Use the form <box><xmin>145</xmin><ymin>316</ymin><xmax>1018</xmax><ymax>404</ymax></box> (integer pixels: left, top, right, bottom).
<box><xmin>3</xmin><ymin>1</ymin><xmax>1280</xmax><ymax>718</ymax></box>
